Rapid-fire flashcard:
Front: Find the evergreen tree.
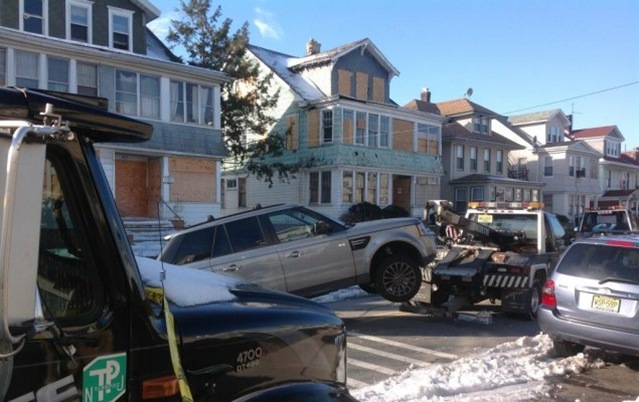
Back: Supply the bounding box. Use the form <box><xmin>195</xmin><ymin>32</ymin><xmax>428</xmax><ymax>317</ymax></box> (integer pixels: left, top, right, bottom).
<box><xmin>166</xmin><ymin>0</ymin><xmax>298</xmax><ymax>185</ymax></box>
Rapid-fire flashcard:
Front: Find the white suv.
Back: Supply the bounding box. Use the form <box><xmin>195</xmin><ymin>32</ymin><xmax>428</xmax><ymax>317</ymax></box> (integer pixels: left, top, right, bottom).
<box><xmin>158</xmin><ymin>204</ymin><xmax>437</xmax><ymax>302</ymax></box>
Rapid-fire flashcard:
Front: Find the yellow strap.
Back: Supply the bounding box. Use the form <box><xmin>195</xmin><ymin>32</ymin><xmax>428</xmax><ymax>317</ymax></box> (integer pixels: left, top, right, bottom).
<box><xmin>164</xmin><ymin>294</ymin><xmax>194</xmax><ymax>401</ymax></box>
<box><xmin>145</xmin><ymin>287</ymin><xmax>193</xmax><ymax>401</ymax></box>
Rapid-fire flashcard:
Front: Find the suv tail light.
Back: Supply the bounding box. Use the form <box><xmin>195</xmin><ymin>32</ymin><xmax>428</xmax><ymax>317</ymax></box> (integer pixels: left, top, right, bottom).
<box><xmin>540</xmin><ymin>279</ymin><xmax>556</xmax><ymax>309</ymax></box>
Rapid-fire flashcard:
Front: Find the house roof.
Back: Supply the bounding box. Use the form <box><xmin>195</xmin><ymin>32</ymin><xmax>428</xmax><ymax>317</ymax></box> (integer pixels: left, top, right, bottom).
<box><xmin>405</xmin><ymin>98</ymin><xmax>499</xmax><ymax>118</ymax></box>
<box><xmin>132</xmin><ymin>0</ymin><xmax>160</xmax><ymax>21</ymax></box>
<box><xmin>145</xmin><ymin>28</ymin><xmax>181</xmax><ymax>62</ymax></box>
<box><xmin>448</xmin><ymin>174</ymin><xmax>542</xmax><ymax>186</ymax></box>
<box><xmin>248</xmin><ymin>44</ymin><xmax>326</xmax><ymax>102</ymax></box>
<box><xmin>288</xmin><ymin>38</ymin><xmax>400</xmax><ymax>77</ymax></box>
<box><xmin>508</xmin><ymin>109</ymin><xmax>567</xmax><ymax>125</ymax></box>
<box><xmin>571</xmin><ymin>125</ymin><xmax>619</xmax><ymax>139</ymax></box>
<box><xmin>442</xmin><ymin>122</ymin><xmax>524</xmax><ymax>150</ymax></box>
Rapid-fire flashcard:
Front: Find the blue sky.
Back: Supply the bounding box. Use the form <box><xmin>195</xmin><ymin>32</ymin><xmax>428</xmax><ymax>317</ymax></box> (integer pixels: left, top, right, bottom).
<box><xmin>149</xmin><ymin>0</ymin><xmax>639</xmax><ymax>147</ymax></box>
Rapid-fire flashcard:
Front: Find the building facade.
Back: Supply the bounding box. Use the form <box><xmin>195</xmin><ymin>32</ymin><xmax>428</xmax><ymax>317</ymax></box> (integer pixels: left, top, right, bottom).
<box><xmin>222</xmin><ymin>39</ymin><xmax>445</xmax><ymax>218</ymax></box>
<box><xmin>0</xmin><ymin>0</ymin><xmax>231</xmax><ymax>225</ymax></box>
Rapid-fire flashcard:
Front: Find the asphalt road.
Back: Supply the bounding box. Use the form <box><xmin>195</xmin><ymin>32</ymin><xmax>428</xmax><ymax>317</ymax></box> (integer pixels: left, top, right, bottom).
<box><xmin>326</xmin><ymin>295</ymin><xmax>639</xmax><ymax>402</ymax></box>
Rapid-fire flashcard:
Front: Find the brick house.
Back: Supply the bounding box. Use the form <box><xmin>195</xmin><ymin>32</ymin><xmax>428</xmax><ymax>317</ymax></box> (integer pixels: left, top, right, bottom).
<box><xmin>222</xmin><ymin>38</ymin><xmax>445</xmax><ymax>218</ymax></box>
<box><xmin>0</xmin><ymin>0</ymin><xmax>231</xmax><ymax>225</ymax></box>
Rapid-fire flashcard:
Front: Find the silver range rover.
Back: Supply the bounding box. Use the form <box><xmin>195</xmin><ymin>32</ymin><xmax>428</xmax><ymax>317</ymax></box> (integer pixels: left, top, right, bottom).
<box><xmin>158</xmin><ymin>204</ymin><xmax>437</xmax><ymax>302</ymax></box>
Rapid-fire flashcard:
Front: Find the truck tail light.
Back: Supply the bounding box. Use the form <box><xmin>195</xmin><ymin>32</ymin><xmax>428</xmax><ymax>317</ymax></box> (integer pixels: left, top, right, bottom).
<box><xmin>540</xmin><ymin>279</ymin><xmax>556</xmax><ymax>309</ymax></box>
<box><xmin>142</xmin><ymin>375</ymin><xmax>180</xmax><ymax>399</ymax></box>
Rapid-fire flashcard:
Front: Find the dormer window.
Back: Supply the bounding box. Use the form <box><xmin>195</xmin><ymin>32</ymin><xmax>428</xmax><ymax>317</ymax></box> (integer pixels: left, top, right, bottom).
<box><xmin>21</xmin><ymin>0</ymin><xmax>47</xmax><ymax>35</ymax></box>
<box><xmin>604</xmin><ymin>139</ymin><xmax>621</xmax><ymax>157</ymax></box>
<box><xmin>473</xmin><ymin>115</ymin><xmax>489</xmax><ymax>134</ymax></box>
<box><xmin>108</xmin><ymin>7</ymin><xmax>133</xmax><ymax>51</ymax></box>
<box><xmin>67</xmin><ymin>1</ymin><xmax>92</xmax><ymax>43</ymax></box>
<box><xmin>547</xmin><ymin>126</ymin><xmax>563</xmax><ymax>143</ymax></box>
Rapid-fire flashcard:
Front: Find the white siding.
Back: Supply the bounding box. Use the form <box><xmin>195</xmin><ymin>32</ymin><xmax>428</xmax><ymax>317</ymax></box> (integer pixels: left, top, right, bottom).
<box><xmin>97</xmin><ymin>147</ymin><xmax>116</xmax><ymax>195</ymax></box>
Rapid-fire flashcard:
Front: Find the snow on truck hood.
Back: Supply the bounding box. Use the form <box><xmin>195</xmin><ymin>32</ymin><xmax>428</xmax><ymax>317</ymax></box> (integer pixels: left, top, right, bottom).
<box><xmin>136</xmin><ymin>256</ymin><xmax>241</xmax><ymax>307</ymax></box>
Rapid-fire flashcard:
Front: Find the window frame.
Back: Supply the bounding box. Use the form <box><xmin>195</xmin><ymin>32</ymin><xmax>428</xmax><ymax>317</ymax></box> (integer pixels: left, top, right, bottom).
<box><xmin>321</xmin><ymin>109</ymin><xmax>333</xmax><ymax>144</ymax></box>
<box><xmin>483</xmin><ymin>148</ymin><xmax>490</xmax><ymax>172</ymax></box>
<box><xmin>21</xmin><ymin>0</ymin><xmax>48</xmax><ymax>35</ymax></box>
<box><xmin>544</xmin><ymin>156</ymin><xmax>553</xmax><ymax>177</ymax></box>
<box><xmin>15</xmin><ymin>50</ymin><xmax>40</xmax><ymax>88</ymax></box>
<box><xmin>47</xmin><ymin>56</ymin><xmax>70</xmax><ymax>92</ymax></box>
<box><xmin>456</xmin><ymin>145</ymin><xmax>465</xmax><ymax>171</ymax></box>
<box><xmin>108</xmin><ymin>6</ymin><xmax>133</xmax><ymax>51</ymax></box>
<box><xmin>496</xmin><ymin>150</ymin><xmax>503</xmax><ymax>173</ymax></box>
<box><xmin>470</xmin><ymin>146</ymin><xmax>478</xmax><ymax>172</ymax></box>
<box><xmin>67</xmin><ymin>0</ymin><xmax>92</xmax><ymax>43</ymax></box>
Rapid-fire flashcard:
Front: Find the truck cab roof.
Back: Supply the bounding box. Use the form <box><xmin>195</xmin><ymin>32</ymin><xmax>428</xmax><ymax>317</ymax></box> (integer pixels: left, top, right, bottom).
<box><xmin>0</xmin><ymin>87</ymin><xmax>152</xmax><ymax>143</ymax></box>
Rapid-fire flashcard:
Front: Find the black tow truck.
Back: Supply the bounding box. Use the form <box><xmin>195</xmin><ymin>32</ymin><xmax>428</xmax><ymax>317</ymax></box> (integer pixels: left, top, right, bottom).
<box><xmin>0</xmin><ymin>87</ymin><xmax>356</xmax><ymax>401</ymax></box>
<box><xmin>415</xmin><ymin>200</ymin><xmax>566</xmax><ymax>316</ymax></box>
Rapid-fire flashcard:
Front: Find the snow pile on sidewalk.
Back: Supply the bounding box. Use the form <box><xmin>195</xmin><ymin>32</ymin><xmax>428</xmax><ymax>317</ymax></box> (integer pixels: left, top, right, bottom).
<box><xmin>353</xmin><ymin>333</ymin><xmax>605</xmax><ymax>402</ymax></box>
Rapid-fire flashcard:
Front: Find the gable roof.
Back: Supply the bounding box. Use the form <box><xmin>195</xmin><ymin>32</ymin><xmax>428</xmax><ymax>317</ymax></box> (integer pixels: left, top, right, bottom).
<box><xmin>442</xmin><ymin>121</ymin><xmax>524</xmax><ymax>150</ymax></box>
<box><xmin>288</xmin><ymin>38</ymin><xmax>399</xmax><ymax>77</ymax></box>
<box><xmin>404</xmin><ymin>98</ymin><xmax>499</xmax><ymax>118</ymax></box>
<box><xmin>571</xmin><ymin>125</ymin><xmax>621</xmax><ymax>139</ymax></box>
<box><xmin>508</xmin><ymin>109</ymin><xmax>569</xmax><ymax>126</ymax></box>
<box><xmin>248</xmin><ymin>44</ymin><xmax>325</xmax><ymax>102</ymax></box>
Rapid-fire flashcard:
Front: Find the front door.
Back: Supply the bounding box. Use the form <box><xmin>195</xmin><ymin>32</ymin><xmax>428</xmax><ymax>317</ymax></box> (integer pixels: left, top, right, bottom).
<box><xmin>393</xmin><ymin>175</ymin><xmax>411</xmax><ymax>212</ymax></box>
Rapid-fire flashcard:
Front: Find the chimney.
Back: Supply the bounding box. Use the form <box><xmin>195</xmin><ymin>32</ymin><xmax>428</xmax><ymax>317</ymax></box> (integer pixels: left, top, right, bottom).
<box><xmin>420</xmin><ymin>88</ymin><xmax>431</xmax><ymax>103</ymax></box>
<box><xmin>306</xmin><ymin>38</ymin><xmax>321</xmax><ymax>55</ymax></box>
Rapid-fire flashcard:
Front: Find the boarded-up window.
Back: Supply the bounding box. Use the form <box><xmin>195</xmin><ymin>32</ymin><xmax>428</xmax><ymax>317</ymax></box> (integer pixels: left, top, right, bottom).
<box><xmin>286</xmin><ymin>115</ymin><xmax>299</xmax><ymax>150</ymax></box>
<box><xmin>343</xmin><ymin>109</ymin><xmax>354</xmax><ymax>144</ymax></box>
<box><xmin>356</xmin><ymin>72</ymin><xmax>368</xmax><ymax>100</ymax></box>
<box><xmin>307</xmin><ymin>109</ymin><xmax>320</xmax><ymax>147</ymax></box>
<box><xmin>373</xmin><ymin>76</ymin><xmax>385</xmax><ymax>102</ymax></box>
<box><xmin>169</xmin><ymin>157</ymin><xmax>216</xmax><ymax>202</ymax></box>
<box><xmin>338</xmin><ymin>69</ymin><xmax>353</xmax><ymax>97</ymax></box>
<box><xmin>393</xmin><ymin>118</ymin><xmax>413</xmax><ymax>151</ymax></box>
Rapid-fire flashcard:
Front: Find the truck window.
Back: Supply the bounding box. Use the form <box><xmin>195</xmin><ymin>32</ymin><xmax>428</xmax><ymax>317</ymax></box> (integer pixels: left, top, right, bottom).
<box><xmin>38</xmin><ymin>158</ymin><xmax>103</xmax><ymax>322</ymax></box>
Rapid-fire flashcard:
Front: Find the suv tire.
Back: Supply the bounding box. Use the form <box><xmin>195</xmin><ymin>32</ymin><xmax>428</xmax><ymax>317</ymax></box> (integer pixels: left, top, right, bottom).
<box><xmin>374</xmin><ymin>255</ymin><xmax>422</xmax><ymax>302</ymax></box>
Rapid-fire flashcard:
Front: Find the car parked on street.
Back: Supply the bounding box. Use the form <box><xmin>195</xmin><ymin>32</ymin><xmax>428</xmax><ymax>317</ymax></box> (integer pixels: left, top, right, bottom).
<box><xmin>537</xmin><ymin>234</ymin><xmax>639</xmax><ymax>357</ymax></box>
<box><xmin>158</xmin><ymin>204</ymin><xmax>437</xmax><ymax>302</ymax></box>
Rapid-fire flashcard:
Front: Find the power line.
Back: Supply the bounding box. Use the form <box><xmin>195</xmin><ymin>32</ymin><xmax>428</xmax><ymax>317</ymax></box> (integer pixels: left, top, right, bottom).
<box><xmin>503</xmin><ymin>80</ymin><xmax>639</xmax><ymax>114</ymax></box>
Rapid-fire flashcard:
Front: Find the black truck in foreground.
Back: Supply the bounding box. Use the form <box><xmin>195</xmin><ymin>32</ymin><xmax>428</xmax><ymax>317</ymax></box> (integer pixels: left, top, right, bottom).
<box><xmin>0</xmin><ymin>87</ymin><xmax>355</xmax><ymax>401</ymax></box>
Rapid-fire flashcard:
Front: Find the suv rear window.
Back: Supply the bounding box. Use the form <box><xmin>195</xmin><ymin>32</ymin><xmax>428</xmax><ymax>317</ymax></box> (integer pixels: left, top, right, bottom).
<box><xmin>556</xmin><ymin>243</ymin><xmax>639</xmax><ymax>282</ymax></box>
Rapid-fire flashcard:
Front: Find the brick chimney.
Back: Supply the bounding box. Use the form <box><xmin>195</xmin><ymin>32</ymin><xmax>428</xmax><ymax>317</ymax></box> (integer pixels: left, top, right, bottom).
<box><xmin>420</xmin><ymin>88</ymin><xmax>431</xmax><ymax>103</ymax></box>
<box><xmin>306</xmin><ymin>38</ymin><xmax>321</xmax><ymax>55</ymax></box>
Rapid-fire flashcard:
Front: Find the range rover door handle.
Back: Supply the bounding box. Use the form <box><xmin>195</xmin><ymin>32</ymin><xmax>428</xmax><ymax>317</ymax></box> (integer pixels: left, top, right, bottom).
<box><xmin>286</xmin><ymin>251</ymin><xmax>301</xmax><ymax>258</ymax></box>
<box><xmin>223</xmin><ymin>264</ymin><xmax>240</xmax><ymax>272</ymax></box>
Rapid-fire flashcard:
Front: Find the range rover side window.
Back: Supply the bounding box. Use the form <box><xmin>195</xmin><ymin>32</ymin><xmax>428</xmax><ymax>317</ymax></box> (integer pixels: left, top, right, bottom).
<box><xmin>225</xmin><ymin>217</ymin><xmax>266</xmax><ymax>252</ymax></box>
<box><xmin>38</xmin><ymin>157</ymin><xmax>103</xmax><ymax>322</ymax></box>
<box><xmin>170</xmin><ymin>227</ymin><xmax>214</xmax><ymax>265</ymax></box>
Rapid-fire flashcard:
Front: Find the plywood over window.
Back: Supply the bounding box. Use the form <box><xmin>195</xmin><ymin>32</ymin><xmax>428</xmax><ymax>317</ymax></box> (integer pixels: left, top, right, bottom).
<box><xmin>307</xmin><ymin>109</ymin><xmax>320</xmax><ymax>147</ymax></box>
<box><xmin>286</xmin><ymin>115</ymin><xmax>299</xmax><ymax>150</ymax></box>
<box><xmin>393</xmin><ymin>118</ymin><xmax>413</xmax><ymax>151</ymax></box>
<box><xmin>338</xmin><ymin>69</ymin><xmax>353</xmax><ymax>97</ymax></box>
<box><xmin>356</xmin><ymin>72</ymin><xmax>368</xmax><ymax>100</ymax></box>
<box><xmin>343</xmin><ymin>110</ymin><xmax>354</xmax><ymax>144</ymax></box>
<box><xmin>373</xmin><ymin>76</ymin><xmax>385</xmax><ymax>102</ymax></box>
<box><xmin>169</xmin><ymin>157</ymin><xmax>216</xmax><ymax>202</ymax></box>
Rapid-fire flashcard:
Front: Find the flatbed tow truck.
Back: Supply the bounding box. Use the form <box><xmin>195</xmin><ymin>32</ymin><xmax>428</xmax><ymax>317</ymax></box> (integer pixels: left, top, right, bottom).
<box><xmin>413</xmin><ymin>200</ymin><xmax>567</xmax><ymax>317</ymax></box>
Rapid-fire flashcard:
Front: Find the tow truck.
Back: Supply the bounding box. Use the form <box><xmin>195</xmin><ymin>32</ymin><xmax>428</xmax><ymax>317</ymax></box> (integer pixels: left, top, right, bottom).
<box><xmin>576</xmin><ymin>204</ymin><xmax>638</xmax><ymax>238</ymax></box>
<box><xmin>415</xmin><ymin>200</ymin><xmax>566</xmax><ymax>316</ymax></box>
<box><xmin>0</xmin><ymin>87</ymin><xmax>356</xmax><ymax>401</ymax></box>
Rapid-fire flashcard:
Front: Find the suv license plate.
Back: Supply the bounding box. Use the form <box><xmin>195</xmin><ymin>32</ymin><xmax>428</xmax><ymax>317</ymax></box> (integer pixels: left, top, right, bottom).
<box><xmin>592</xmin><ymin>294</ymin><xmax>621</xmax><ymax>313</ymax></box>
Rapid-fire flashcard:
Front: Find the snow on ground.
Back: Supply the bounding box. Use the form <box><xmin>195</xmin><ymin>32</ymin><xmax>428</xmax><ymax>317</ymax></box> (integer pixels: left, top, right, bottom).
<box><xmin>352</xmin><ymin>333</ymin><xmax>604</xmax><ymax>402</ymax></box>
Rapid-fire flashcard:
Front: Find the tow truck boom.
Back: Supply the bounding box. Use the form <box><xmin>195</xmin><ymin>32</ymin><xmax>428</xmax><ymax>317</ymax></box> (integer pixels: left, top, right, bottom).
<box><xmin>425</xmin><ymin>200</ymin><xmax>526</xmax><ymax>250</ymax></box>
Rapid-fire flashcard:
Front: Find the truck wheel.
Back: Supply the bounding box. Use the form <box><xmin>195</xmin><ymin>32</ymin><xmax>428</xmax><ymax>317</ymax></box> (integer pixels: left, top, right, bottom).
<box><xmin>528</xmin><ymin>280</ymin><xmax>542</xmax><ymax>319</ymax></box>
<box><xmin>374</xmin><ymin>256</ymin><xmax>422</xmax><ymax>302</ymax></box>
<box><xmin>552</xmin><ymin>340</ymin><xmax>585</xmax><ymax>357</ymax></box>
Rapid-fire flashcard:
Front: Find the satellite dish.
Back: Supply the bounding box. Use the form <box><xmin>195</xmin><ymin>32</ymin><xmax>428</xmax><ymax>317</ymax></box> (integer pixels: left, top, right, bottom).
<box><xmin>465</xmin><ymin>88</ymin><xmax>473</xmax><ymax>98</ymax></box>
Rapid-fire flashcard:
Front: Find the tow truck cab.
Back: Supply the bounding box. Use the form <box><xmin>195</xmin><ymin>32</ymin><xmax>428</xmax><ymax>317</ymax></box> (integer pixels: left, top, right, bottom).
<box><xmin>0</xmin><ymin>87</ymin><xmax>355</xmax><ymax>401</ymax></box>
<box><xmin>577</xmin><ymin>205</ymin><xmax>638</xmax><ymax>238</ymax></box>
